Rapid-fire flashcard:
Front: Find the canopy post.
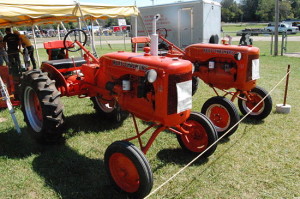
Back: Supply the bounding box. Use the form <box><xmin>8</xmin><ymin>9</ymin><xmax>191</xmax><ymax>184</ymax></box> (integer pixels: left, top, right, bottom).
<box><xmin>57</xmin><ymin>24</ymin><xmax>61</xmax><ymax>40</ymax></box>
<box><xmin>95</xmin><ymin>19</ymin><xmax>103</xmax><ymax>50</ymax></box>
<box><xmin>90</xmin><ymin>18</ymin><xmax>97</xmax><ymax>57</ymax></box>
<box><xmin>32</xmin><ymin>25</ymin><xmax>40</xmax><ymax>68</ymax></box>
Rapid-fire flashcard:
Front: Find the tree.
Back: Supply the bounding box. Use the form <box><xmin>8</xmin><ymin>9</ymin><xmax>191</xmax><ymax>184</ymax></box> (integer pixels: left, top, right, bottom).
<box><xmin>240</xmin><ymin>0</ymin><xmax>260</xmax><ymax>21</ymax></box>
<box><xmin>280</xmin><ymin>0</ymin><xmax>294</xmax><ymax>20</ymax></box>
<box><xmin>256</xmin><ymin>0</ymin><xmax>275</xmax><ymax>21</ymax></box>
<box><xmin>221</xmin><ymin>0</ymin><xmax>243</xmax><ymax>22</ymax></box>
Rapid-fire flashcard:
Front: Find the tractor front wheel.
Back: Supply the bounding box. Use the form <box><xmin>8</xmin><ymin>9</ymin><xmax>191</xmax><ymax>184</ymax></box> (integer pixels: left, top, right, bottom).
<box><xmin>91</xmin><ymin>96</ymin><xmax>128</xmax><ymax>123</ymax></box>
<box><xmin>177</xmin><ymin>112</ymin><xmax>218</xmax><ymax>158</ymax></box>
<box><xmin>201</xmin><ymin>96</ymin><xmax>240</xmax><ymax>138</ymax></box>
<box><xmin>20</xmin><ymin>70</ymin><xmax>64</xmax><ymax>143</ymax></box>
<box><xmin>104</xmin><ymin>141</ymin><xmax>153</xmax><ymax>199</ymax></box>
<box><xmin>238</xmin><ymin>86</ymin><xmax>272</xmax><ymax>120</ymax></box>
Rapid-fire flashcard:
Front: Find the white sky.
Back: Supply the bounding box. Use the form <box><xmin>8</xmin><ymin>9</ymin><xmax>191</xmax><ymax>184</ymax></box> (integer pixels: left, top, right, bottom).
<box><xmin>79</xmin><ymin>0</ymin><xmax>223</xmax><ymax>7</ymax></box>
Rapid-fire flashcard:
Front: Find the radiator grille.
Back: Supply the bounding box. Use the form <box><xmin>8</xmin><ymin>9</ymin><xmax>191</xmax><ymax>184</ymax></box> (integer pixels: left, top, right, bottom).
<box><xmin>247</xmin><ymin>54</ymin><xmax>259</xmax><ymax>81</ymax></box>
<box><xmin>168</xmin><ymin>72</ymin><xmax>192</xmax><ymax>115</ymax></box>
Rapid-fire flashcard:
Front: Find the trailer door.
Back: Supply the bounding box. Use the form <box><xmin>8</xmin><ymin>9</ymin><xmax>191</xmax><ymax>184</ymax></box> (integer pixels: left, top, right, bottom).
<box><xmin>178</xmin><ymin>8</ymin><xmax>193</xmax><ymax>48</ymax></box>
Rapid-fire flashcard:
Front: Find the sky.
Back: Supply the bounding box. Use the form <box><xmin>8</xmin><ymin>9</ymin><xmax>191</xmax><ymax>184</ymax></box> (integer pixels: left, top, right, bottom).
<box><xmin>79</xmin><ymin>0</ymin><xmax>223</xmax><ymax>7</ymax></box>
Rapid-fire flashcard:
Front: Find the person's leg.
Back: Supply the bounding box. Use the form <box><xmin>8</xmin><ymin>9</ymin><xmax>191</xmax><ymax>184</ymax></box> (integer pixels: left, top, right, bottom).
<box><xmin>28</xmin><ymin>46</ymin><xmax>36</xmax><ymax>69</ymax></box>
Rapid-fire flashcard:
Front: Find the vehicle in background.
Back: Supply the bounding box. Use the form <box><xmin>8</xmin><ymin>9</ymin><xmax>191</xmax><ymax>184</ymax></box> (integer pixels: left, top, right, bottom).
<box><xmin>264</xmin><ymin>23</ymin><xmax>298</xmax><ymax>34</ymax></box>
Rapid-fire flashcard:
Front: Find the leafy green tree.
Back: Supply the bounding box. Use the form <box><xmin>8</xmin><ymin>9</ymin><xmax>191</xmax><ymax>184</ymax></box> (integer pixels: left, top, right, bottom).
<box><xmin>221</xmin><ymin>0</ymin><xmax>243</xmax><ymax>22</ymax></box>
<box><xmin>240</xmin><ymin>0</ymin><xmax>259</xmax><ymax>21</ymax></box>
<box><xmin>256</xmin><ymin>0</ymin><xmax>275</xmax><ymax>21</ymax></box>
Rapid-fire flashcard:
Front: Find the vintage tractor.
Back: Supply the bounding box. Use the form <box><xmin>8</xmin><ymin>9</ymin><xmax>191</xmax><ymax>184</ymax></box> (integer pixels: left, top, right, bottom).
<box><xmin>134</xmin><ymin>30</ymin><xmax>273</xmax><ymax>138</ymax></box>
<box><xmin>19</xmin><ymin>28</ymin><xmax>219</xmax><ymax>198</ymax></box>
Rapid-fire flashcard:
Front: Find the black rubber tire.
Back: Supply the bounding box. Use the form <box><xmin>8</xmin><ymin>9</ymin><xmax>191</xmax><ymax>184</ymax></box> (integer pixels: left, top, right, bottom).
<box><xmin>20</xmin><ymin>69</ymin><xmax>64</xmax><ymax>143</ymax></box>
<box><xmin>104</xmin><ymin>141</ymin><xmax>153</xmax><ymax>199</ymax></box>
<box><xmin>192</xmin><ymin>76</ymin><xmax>199</xmax><ymax>96</ymax></box>
<box><xmin>91</xmin><ymin>96</ymin><xmax>128</xmax><ymax>123</ymax></box>
<box><xmin>238</xmin><ymin>86</ymin><xmax>272</xmax><ymax>120</ymax></box>
<box><xmin>176</xmin><ymin>112</ymin><xmax>218</xmax><ymax>158</ymax></box>
<box><xmin>63</xmin><ymin>29</ymin><xmax>87</xmax><ymax>52</ymax></box>
<box><xmin>201</xmin><ymin>96</ymin><xmax>240</xmax><ymax>138</ymax></box>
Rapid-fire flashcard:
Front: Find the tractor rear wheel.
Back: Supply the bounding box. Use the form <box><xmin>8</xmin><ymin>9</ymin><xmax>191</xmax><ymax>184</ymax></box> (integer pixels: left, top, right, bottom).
<box><xmin>201</xmin><ymin>96</ymin><xmax>240</xmax><ymax>138</ymax></box>
<box><xmin>238</xmin><ymin>86</ymin><xmax>272</xmax><ymax>120</ymax></box>
<box><xmin>20</xmin><ymin>70</ymin><xmax>64</xmax><ymax>143</ymax></box>
<box><xmin>104</xmin><ymin>141</ymin><xmax>153</xmax><ymax>199</ymax></box>
<box><xmin>177</xmin><ymin>112</ymin><xmax>218</xmax><ymax>158</ymax></box>
<box><xmin>91</xmin><ymin>96</ymin><xmax>128</xmax><ymax>123</ymax></box>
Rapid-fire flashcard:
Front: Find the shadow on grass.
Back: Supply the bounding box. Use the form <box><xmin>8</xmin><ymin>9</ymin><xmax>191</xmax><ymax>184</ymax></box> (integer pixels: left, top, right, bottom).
<box><xmin>240</xmin><ymin>116</ymin><xmax>265</xmax><ymax>125</ymax></box>
<box><xmin>32</xmin><ymin>144</ymin><xmax>128</xmax><ymax>199</ymax></box>
<box><xmin>0</xmin><ymin>127</ymin><xmax>129</xmax><ymax>199</ymax></box>
<box><xmin>0</xmin><ymin>128</ymin><xmax>46</xmax><ymax>159</ymax></box>
<box><xmin>156</xmin><ymin>148</ymin><xmax>209</xmax><ymax>167</ymax></box>
<box><xmin>63</xmin><ymin>113</ymin><xmax>124</xmax><ymax>136</ymax></box>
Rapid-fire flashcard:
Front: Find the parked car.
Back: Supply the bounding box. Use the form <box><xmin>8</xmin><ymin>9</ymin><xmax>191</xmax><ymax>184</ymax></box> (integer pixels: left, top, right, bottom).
<box><xmin>264</xmin><ymin>23</ymin><xmax>298</xmax><ymax>34</ymax></box>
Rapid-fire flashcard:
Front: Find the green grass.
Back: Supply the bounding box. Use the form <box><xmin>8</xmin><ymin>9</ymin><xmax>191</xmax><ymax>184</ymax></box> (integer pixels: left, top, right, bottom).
<box><xmin>0</xmin><ymin>42</ymin><xmax>300</xmax><ymax>198</ymax></box>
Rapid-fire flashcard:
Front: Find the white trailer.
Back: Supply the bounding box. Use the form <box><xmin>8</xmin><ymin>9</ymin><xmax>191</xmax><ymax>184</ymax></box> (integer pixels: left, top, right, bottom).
<box><xmin>132</xmin><ymin>0</ymin><xmax>221</xmax><ymax>48</ymax></box>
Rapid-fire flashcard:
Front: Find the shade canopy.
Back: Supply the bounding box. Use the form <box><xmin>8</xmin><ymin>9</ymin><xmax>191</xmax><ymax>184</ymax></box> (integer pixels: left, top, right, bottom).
<box><xmin>0</xmin><ymin>0</ymin><xmax>139</xmax><ymax>27</ymax></box>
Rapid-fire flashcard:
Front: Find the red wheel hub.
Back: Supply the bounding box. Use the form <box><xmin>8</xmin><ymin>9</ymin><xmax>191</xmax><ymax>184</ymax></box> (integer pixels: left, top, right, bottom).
<box><xmin>246</xmin><ymin>94</ymin><xmax>263</xmax><ymax>113</ymax></box>
<box><xmin>208</xmin><ymin>106</ymin><xmax>230</xmax><ymax>129</ymax></box>
<box><xmin>109</xmin><ymin>153</ymin><xmax>140</xmax><ymax>193</ymax></box>
<box><xmin>32</xmin><ymin>91</ymin><xmax>43</xmax><ymax>121</ymax></box>
<box><xmin>181</xmin><ymin>120</ymin><xmax>209</xmax><ymax>153</ymax></box>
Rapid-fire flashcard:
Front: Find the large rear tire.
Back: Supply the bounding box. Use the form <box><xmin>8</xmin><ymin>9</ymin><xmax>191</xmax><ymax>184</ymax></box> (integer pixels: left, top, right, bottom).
<box><xmin>104</xmin><ymin>141</ymin><xmax>153</xmax><ymax>199</ymax></box>
<box><xmin>176</xmin><ymin>112</ymin><xmax>218</xmax><ymax>158</ymax></box>
<box><xmin>91</xmin><ymin>96</ymin><xmax>128</xmax><ymax>123</ymax></box>
<box><xmin>238</xmin><ymin>86</ymin><xmax>272</xmax><ymax>120</ymax></box>
<box><xmin>201</xmin><ymin>96</ymin><xmax>240</xmax><ymax>138</ymax></box>
<box><xmin>20</xmin><ymin>70</ymin><xmax>64</xmax><ymax>143</ymax></box>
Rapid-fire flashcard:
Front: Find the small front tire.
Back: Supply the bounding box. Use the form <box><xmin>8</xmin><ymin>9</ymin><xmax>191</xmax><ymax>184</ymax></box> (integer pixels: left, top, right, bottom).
<box><xmin>238</xmin><ymin>86</ymin><xmax>272</xmax><ymax>120</ymax></box>
<box><xmin>104</xmin><ymin>141</ymin><xmax>153</xmax><ymax>199</ymax></box>
<box><xmin>201</xmin><ymin>96</ymin><xmax>240</xmax><ymax>138</ymax></box>
<box><xmin>176</xmin><ymin>112</ymin><xmax>218</xmax><ymax>158</ymax></box>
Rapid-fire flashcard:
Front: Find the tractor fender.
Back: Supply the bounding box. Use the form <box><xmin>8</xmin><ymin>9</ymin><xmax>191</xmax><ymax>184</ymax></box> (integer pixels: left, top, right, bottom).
<box><xmin>41</xmin><ymin>63</ymin><xmax>68</xmax><ymax>96</ymax></box>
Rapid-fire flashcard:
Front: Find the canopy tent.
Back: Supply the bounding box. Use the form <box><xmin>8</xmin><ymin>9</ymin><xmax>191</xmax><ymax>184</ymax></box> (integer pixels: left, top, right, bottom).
<box><xmin>0</xmin><ymin>0</ymin><xmax>140</xmax><ymax>65</ymax></box>
<box><xmin>0</xmin><ymin>0</ymin><xmax>139</xmax><ymax>27</ymax></box>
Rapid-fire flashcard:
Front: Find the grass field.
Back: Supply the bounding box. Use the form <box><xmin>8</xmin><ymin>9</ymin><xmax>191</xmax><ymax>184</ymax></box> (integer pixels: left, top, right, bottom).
<box><xmin>0</xmin><ymin>39</ymin><xmax>299</xmax><ymax>198</ymax></box>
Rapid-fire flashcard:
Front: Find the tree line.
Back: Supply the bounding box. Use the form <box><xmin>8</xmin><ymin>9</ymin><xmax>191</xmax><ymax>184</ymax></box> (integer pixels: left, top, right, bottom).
<box><xmin>221</xmin><ymin>0</ymin><xmax>300</xmax><ymax>22</ymax></box>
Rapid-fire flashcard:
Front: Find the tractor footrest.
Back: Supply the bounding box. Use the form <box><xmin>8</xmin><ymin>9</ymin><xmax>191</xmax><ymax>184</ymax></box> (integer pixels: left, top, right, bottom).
<box><xmin>42</xmin><ymin>57</ymin><xmax>87</xmax><ymax>69</ymax></box>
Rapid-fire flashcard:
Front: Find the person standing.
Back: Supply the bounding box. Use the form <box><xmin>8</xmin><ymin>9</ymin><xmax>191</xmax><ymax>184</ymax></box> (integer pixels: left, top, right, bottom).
<box><xmin>0</xmin><ymin>36</ymin><xmax>9</xmax><ymax>66</ymax></box>
<box><xmin>14</xmin><ymin>30</ymin><xmax>37</xmax><ymax>70</ymax></box>
<box><xmin>3</xmin><ymin>28</ymin><xmax>21</xmax><ymax>75</ymax></box>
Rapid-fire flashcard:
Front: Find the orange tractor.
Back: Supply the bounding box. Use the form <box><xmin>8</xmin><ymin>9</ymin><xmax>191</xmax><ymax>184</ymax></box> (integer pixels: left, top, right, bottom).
<box><xmin>138</xmin><ymin>29</ymin><xmax>273</xmax><ymax>138</ymax></box>
<box><xmin>19</xmin><ymin>29</ymin><xmax>218</xmax><ymax>198</ymax></box>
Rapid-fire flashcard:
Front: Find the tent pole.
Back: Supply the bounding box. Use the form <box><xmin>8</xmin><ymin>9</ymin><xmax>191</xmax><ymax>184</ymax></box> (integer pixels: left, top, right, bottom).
<box><xmin>57</xmin><ymin>24</ymin><xmax>61</xmax><ymax>40</ymax></box>
<box><xmin>32</xmin><ymin>25</ymin><xmax>40</xmax><ymax>68</ymax></box>
<box><xmin>95</xmin><ymin>19</ymin><xmax>103</xmax><ymax>49</ymax></box>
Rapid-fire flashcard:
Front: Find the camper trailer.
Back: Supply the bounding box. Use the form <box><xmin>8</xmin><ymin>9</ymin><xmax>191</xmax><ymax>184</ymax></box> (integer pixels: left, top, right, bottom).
<box><xmin>132</xmin><ymin>0</ymin><xmax>221</xmax><ymax>48</ymax></box>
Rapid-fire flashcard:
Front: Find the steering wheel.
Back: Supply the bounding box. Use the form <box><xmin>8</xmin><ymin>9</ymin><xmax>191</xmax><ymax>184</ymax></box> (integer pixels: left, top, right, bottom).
<box><xmin>63</xmin><ymin>29</ymin><xmax>87</xmax><ymax>52</ymax></box>
<box><xmin>156</xmin><ymin>28</ymin><xmax>168</xmax><ymax>50</ymax></box>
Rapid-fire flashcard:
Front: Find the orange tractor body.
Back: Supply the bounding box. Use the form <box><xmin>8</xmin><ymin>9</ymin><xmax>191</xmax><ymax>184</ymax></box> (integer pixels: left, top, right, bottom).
<box><xmin>185</xmin><ymin>43</ymin><xmax>259</xmax><ymax>92</ymax></box>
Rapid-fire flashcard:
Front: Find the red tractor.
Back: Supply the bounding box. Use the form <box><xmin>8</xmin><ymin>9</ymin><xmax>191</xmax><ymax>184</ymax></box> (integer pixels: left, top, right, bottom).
<box><xmin>136</xmin><ymin>30</ymin><xmax>273</xmax><ymax>138</ymax></box>
<box><xmin>19</xmin><ymin>29</ymin><xmax>218</xmax><ymax>198</ymax></box>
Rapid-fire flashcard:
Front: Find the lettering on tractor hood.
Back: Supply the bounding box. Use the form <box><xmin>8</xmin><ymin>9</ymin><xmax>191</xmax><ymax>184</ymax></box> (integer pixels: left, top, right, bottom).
<box><xmin>113</xmin><ymin>60</ymin><xmax>149</xmax><ymax>71</ymax></box>
<box><xmin>203</xmin><ymin>48</ymin><xmax>236</xmax><ymax>56</ymax></box>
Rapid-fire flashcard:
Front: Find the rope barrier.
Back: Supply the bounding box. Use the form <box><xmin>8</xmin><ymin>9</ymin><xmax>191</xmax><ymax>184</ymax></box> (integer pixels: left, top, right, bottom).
<box><xmin>145</xmin><ymin>69</ymin><xmax>291</xmax><ymax>198</ymax></box>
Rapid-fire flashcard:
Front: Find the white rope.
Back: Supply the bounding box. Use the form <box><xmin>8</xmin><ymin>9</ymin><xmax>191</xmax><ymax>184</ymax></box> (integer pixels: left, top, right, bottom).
<box><xmin>145</xmin><ymin>70</ymin><xmax>291</xmax><ymax>198</ymax></box>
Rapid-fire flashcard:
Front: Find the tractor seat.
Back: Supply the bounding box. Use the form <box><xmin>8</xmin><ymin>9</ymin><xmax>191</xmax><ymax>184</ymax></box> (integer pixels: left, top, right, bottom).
<box><xmin>42</xmin><ymin>57</ymin><xmax>87</xmax><ymax>69</ymax></box>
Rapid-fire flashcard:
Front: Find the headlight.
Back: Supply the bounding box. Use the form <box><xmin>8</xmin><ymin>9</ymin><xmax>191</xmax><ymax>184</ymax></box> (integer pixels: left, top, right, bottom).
<box><xmin>146</xmin><ymin>69</ymin><xmax>157</xmax><ymax>83</ymax></box>
<box><xmin>234</xmin><ymin>52</ymin><xmax>242</xmax><ymax>60</ymax></box>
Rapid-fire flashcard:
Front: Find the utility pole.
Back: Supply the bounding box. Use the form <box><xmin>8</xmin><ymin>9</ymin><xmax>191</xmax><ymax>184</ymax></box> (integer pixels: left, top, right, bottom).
<box><xmin>274</xmin><ymin>0</ymin><xmax>279</xmax><ymax>56</ymax></box>
<box><xmin>151</xmin><ymin>0</ymin><xmax>154</xmax><ymax>6</ymax></box>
